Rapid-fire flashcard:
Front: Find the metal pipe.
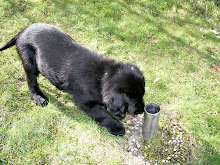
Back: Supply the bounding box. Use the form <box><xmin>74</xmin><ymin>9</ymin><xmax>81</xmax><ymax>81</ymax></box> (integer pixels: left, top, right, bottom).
<box><xmin>142</xmin><ymin>103</ymin><xmax>160</xmax><ymax>140</ymax></box>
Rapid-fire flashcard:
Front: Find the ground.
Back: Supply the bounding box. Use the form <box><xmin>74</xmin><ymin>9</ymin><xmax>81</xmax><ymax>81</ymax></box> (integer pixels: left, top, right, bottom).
<box><xmin>124</xmin><ymin>109</ymin><xmax>193</xmax><ymax>165</ymax></box>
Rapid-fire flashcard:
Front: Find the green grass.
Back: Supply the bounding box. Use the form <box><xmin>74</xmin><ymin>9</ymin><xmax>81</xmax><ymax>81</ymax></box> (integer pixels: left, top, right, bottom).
<box><xmin>0</xmin><ymin>0</ymin><xmax>219</xmax><ymax>164</ymax></box>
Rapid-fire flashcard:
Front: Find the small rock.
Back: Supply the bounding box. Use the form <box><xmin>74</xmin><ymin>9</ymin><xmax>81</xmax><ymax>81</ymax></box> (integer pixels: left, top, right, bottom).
<box><xmin>154</xmin><ymin>77</ymin><xmax>160</xmax><ymax>83</ymax></box>
<box><xmin>136</xmin><ymin>143</ymin><xmax>141</xmax><ymax>149</ymax></box>
<box><xmin>137</xmin><ymin>121</ymin><xmax>142</xmax><ymax>125</ymax></box>
<box><xmin>138</xmin><ymin>155</ymin><xmax>142</xmax><ymax>159</ymax></box>
<box><xmin>127</xmin><ymin>120</ymin><xmax>133</xmax><ymax>125</ymax></box>
<box><xmin>211</xmin><ymin>28</ymin><xmax>219</xmax><ymax>35</ymax></box>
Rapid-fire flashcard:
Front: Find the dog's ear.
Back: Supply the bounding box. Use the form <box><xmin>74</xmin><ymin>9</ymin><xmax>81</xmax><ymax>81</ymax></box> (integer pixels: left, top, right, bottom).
<box><xmin>103</xmin><ymin>92</ymin><xmax>128</xmax><ymax>119</ymax></box>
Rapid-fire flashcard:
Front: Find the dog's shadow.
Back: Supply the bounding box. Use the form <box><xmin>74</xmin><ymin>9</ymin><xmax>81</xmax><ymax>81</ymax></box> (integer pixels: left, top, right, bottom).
<box><xmin>39</xmin><ymin>81</ymin><xmax>110</xmax><ymax>136</ymax></box>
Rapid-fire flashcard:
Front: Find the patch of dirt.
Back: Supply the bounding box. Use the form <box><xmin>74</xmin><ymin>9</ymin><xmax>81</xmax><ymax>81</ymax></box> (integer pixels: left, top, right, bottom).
<box><xmin>123</xmin><ymin>113</ymin><xmax>193</xmax><ymax>165</ymax></box>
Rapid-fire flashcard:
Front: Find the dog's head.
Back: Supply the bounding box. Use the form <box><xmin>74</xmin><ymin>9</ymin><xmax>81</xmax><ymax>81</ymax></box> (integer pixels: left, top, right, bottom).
<box><xmin>102</xmin><ymin>62</ymin><xmax>145</xmax><ymax>120</ymax></box>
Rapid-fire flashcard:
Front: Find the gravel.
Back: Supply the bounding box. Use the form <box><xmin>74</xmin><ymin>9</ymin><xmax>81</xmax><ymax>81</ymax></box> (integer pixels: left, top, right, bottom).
<box><xmin>123</xmin><ymin>114</ymin><xmax>192</xmax><ymax>164</ymax></box>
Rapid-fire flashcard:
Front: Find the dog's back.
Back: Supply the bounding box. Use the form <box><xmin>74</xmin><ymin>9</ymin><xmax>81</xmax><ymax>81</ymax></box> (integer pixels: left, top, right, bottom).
<box><xmin>15</xmin><ymin>23</ymin><xmax>111</xmax><ymax>90</ymax></box>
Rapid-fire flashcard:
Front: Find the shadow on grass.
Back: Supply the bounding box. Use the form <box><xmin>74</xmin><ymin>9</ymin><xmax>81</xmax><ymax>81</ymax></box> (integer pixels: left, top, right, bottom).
<box><xmin>48</xmin><ymin>0</ymin><xmax>220</xmax><ymax>66</ymax></box>
<box><xmin>3</xmin><ymin>0</ymin><xmax>219</xmax><ymax>67</ymax></box>
<box><xmin>117</xmin><ymin>1</ymin><xmax>220</xmax><ymax>66</ymax></box>
<box><xmin>195</xmin><ymin>136</ymin><xmax>220</xmax><ymax>164</ymax></box>
<box><xmin>39</xmin><ymin>83</ymin><xmax>108</xmax><ymax>133</ymax></box>
<box><xmin>0</xmin><ymin>160</ymin><xmax>5</xmax><ymax>165</ymax></box>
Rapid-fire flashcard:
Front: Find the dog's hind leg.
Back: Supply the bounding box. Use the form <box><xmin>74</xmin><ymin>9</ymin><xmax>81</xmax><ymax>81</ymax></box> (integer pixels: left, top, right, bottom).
<box><xmin>18</xmin><ymin>45</ymin><xmax>48</xmax><ymax>107</ymax></box>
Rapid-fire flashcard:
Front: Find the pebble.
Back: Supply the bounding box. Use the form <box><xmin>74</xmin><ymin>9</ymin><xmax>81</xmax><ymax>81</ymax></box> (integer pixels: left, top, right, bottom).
<box><xmin>137</xmin><ymin>121</ymin><xmax>142</xmax><ymax>125</ymax></box>
<box><xmin>126</xmin><ymin>130</ymin><xmax>131</xmax><ymax>134</ymax></box>
<box><xmin>138</xmin><ymin>155</ymin><xmax>142</xmax><ymax>159</ymax></box>
<box><xmin>126</xmin><ymin>120</ymin><xmax>133</xmax><ymax>125</ymax></box>
<box><xmin>136</xmin><ymin>143</ymin><xmax>141</xmax><ymax>149</ymax></box>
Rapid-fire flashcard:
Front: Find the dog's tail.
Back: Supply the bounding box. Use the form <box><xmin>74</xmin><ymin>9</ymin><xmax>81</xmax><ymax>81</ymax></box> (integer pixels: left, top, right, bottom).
<box><xmin>0</xmin><ymin>35</ymin><xmax>18</xmax><ymax>51</ymax></box>
<box><xmin>0</xmin><ymin>28</ymin><xmax>25</xmax><ymax>51</ymax></box>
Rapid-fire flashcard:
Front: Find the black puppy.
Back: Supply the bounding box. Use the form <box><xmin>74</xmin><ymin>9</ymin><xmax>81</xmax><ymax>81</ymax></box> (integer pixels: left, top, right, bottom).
<box><xmin>0</xmin><ymin>23</ymin><xmax>145</xmax><ymax>136</ymax></box>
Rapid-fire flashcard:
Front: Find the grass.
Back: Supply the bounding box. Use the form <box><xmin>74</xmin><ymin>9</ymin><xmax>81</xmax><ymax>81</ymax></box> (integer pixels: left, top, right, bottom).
<box><xmin>0</xmin><ymin>0</ymin><xmax>219</xmax><ymax>164</ymax></box>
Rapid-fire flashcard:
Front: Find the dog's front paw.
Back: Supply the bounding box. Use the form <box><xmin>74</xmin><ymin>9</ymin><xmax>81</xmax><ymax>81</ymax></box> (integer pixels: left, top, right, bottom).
<box><xmin>106</xmin><ymin>120</ymin><xmax>125</xmax><ymax>136</ymax></box>
<box><xmin>32</xmin><ymin>95</ymin><xmax>48</xmax><ymax>107</ymax></box>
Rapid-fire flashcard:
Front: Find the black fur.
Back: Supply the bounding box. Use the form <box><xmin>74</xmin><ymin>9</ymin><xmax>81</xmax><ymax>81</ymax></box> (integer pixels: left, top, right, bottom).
<box><xmin>0</xmin><ymin>23</ymin><xmax>145</xmax><ymax>136</ymax></box>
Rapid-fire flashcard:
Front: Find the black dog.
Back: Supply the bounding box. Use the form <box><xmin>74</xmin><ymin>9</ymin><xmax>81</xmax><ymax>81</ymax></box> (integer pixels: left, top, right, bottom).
<box><xmin>0</xmin><ymin>23</ymin><xmax>145</xmax><ymax>136</ymax></box>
